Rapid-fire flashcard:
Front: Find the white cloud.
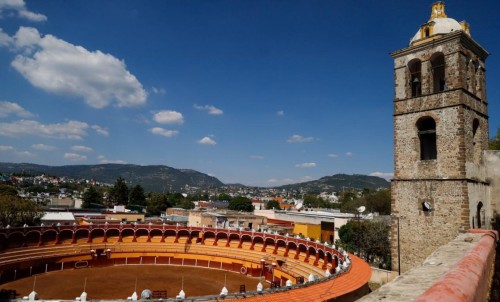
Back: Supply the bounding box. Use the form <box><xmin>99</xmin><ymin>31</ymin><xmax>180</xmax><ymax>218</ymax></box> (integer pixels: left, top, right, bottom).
<box><xmin>194</xmin><ymin>104</ymin><xmax>223</xmax><ymax>115</ymax></box>
<box><xmin>345</xmin><ymin>152</ymin><xmax>353</xmax><ymax>157</ymax></box>
<box><xmin>151</xmin><ymin>87</ymin><xmax>166</xmax><ymax>95</ymax></box>
<box><xmin>250</xmin><ymin>155</ymin><xmax>264</xmax><ymax>160</ymax></box>
<box><xmin>100</xmin><ymin>159</ymin><xmax>126</xmax><ymax>164</ymax></box>
<box><xmin>0</xmin><ymin>145</ymin><xmax>14</xmax><ymax>151</ymax></box>
<box><xmin>277</xmin><ymin>110</ymin><xmax>284</xmax><ymax>116</ymax></box>
<box><xmin>0</xmin><ymin>29</ymin><xmax>13</xmax><ymax>47</ymax></box>
<box><xmin>267</xmin><ymin>178</ymin><xmax>295</xmax><ymax>186</ymax></box>
<box><xmin>0</xmin><ymin>119</ymin><xmax>88</xmax><ymax>140</ymax></box>
<box><xmin>287</xmin><ymin>134</ymin><xmax>315</xmax><ymax>143</ymax></box>
<box><xmin>71</xmin><ymin>145</ymin><xmax>93</xmax><ymax>152</ymax></box>
<box><xmin>97</xmin><ymin>155</ymin><xmax>126</xmax><ymax>164</ymax></box>
<box><xmin>64</xmin><ymin>152</ymin><xmax>86</xmax><ymax>161</ymax></box>
<box><xmin>16</xmin><ymin>150</ymin><xmax>35</xmax><ymax>157</ymax></box>
<box><xmin>6</xmin><ymin>27</ymin><xmax>146</xmax><ymax>108</ymax></box>
<box><xmin>198</xmin><ymin>136</ymin><xmax>216</xmax><ymax>145</ymax></box>
<box><xmin>295</xmin><ymin>162</ymin><xmax>317</xmax><ymax>168</ymax></box>
<box><xmin>328</xmin><ymin>153</ymin><xmax>339</xmax><ymax>158</ymax></box>
<box><xmin>0</xmin><ymin>0</ymin><xmax>47</xmax><ymax>22</ymax></box>
<box><xmin>0</xmin><ymin>100</ymin><xmax>33</xmax><ymax>118</ymax></box>
<box><xmin>369</xmin><ymin>172</ymin><xmax>394</xmax><ymax>180</ymax></box>
<box><xmin>153</xmin><ymin>110</ymin><xmax>184</xmax><ymax>124</ymax></box>
<box><xmin>150</xmin><ymin>127</ymin><xmax>178</xmax><ymax>138</ymax></box>
<box><xmin>0</xmin><ymin>144</ymin><xmax>35</xmax><ymax>157</ymax></box>
<box><xmin>90</xmin><ymin>125</ymin><xmax>109</xmax><ymax>137</ymax></box>
<box><xmin>31</xmin><ymin>143</ymin><xmax>56</xmax><ymax>151</ymax></box>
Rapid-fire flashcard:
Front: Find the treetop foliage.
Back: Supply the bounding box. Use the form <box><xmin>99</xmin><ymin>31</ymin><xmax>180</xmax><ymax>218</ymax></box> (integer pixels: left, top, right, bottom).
<box><xmin>228</xmin><ymin>196</ymin><xmax>254</xmax><ymax>212</ymax></box>
<box><xmin>0</xmin><ymin>184</ymin><xmax>18</xmax><ymax>197</ymax></box>
<box><xmin>82</xmin><ymin>186</ymin><xmax>103</xmax><ymax>209</ymax></box>
<box><xmin>338</xmin><ymin>220</ymin><xmax>391</xmax><ymax>269</ymax></box>
<box><xmin>129</xmin><ymin>184</ymin><xmax>146</xmax><ymax>206</ymax></box>
<box><xmin>108</xmin><ymin>176</ymin><xmax>129</xmax><ymax>206</ymax></box>
<box><xmin>490</xmin><ymin>126</ymin><xmax>500</xmax><ymax>150</ymax></box>
<box><xmin>340</xmin><ymin>189</ymin><xmax>391</xmax><ymax>215</ymax></box>
<box><xmin>0</xmin><ymin>193</ymin><xmax>43</xmax><ymax>227</ymax></box>
<box><xmin>266</xmin><ymin>200</ymin><xmax>281</xmax><ymax>210</ymax></box>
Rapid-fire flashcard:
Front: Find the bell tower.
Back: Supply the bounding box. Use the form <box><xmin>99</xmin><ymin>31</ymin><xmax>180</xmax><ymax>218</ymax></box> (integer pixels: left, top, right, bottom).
<box><xmin>391</xmin><ymin>2</ymin><xmax>490</xmax><ymax>273</ymax></box>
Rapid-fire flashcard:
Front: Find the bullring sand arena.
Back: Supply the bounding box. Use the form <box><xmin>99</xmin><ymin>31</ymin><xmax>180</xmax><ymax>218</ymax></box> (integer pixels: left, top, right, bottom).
<box><xmin>1</xmin><ymin>266</ymin><xmax>263</xmax><ymax>299</ymax></box>
<box><xmin>0</xmin><ymin>224</ymin><xmax>371</xmax><ymax>301</ymax></box>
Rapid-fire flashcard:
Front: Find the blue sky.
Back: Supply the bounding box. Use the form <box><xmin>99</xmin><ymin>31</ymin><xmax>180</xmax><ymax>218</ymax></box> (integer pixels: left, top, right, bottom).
<box><xmin>0</xmin><ymin>0</ymin><xmax>498</xmax><ymax>187</ymax></box>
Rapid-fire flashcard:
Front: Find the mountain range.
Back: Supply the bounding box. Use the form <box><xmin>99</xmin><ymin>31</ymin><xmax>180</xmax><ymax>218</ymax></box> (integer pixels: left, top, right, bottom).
<box><xmin>0</xmin><ymin>162</ymin><xmax>390</xmax><ymax>193</ymax></box>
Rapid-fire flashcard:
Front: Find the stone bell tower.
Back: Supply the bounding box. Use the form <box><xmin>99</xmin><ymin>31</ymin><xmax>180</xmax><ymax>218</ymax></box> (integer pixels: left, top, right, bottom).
<box><xmin>390</xmin><ymin>2</ymin><xmax>490</xmax><ymax>273</ymax></box>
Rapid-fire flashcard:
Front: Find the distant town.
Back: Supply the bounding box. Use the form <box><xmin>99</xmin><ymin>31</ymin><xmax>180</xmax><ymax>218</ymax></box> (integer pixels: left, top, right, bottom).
<box><xmin>0</xmin><ymin>170</ymin><xmax>391</xmax><ymax>269</ymax></box>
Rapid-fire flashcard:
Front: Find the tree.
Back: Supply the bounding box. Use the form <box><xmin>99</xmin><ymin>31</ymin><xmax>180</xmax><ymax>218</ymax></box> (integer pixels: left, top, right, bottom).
<box><xmin>338</xmin><ymin>222</ymin><xmax>357</xmax><ymax>252</ymax></box>
<box><xmin>338</xmin><ymin>220</ymin><xmax>390</xmax><ymax>268</ymax></box>
<box><xmin>0</xmin><ymin>194</ymin><xmax>43</xmax><ymax>227</ymax></box>
<box><xmin>187</xmin><ymin>194</ymin><xmax>209</xmax><ymax>201</ymax></box>
<box><xmin>0</xmin><ymin>184</ymin><xmax>17</xmax><ymax>197</ymax></box>
<box><xmin>109</xmin><ymin>177</ymin><xmax>129</xmax><ymax>205</ymax></box>
<box><xmin>490</xmin><ymin>126</ymin><xmax>500</xmax><ymax>150</ymax></box>
<box><xmin>363</xmin><ymin>220</ymin><xmax>391</xmax><ymax>268</ymax></box>
<box><xmin>147</xmin><ymin>193</ymin><xmax>172</xmax><ymax>216</ymax></box>
<box><xmin>129</xmin><ymin>184</ymin><xmax>146</xmax><ymax>206</ymax></box>
<box><xmin>177</xmin><ymin>200</ymin><xmax>195</xmax><ymax>210</ymax></box>
<box><xmin>266</xmin><ymin>200</ymin><xmax>281</xmax><ymax>210</ymax></box>
<box><xmin>366</xmin><ymin>189</ymin><xmax>391</xmax><ymax>215</ymax></box>
<box><xmin>217</xmin><ymin>193</ymin><xmax>232</xmax><ymax>201</ymax></box>
<box><xmin>303</xmin><ymin>194</ymin><xmax>330</xmax><ymax>208</ymax></box>
<box><xmin>170</xmin><ymin>193</ymin><xmax>185</xmax><ymax>205</ymax></box>
<box><xmin>338</xmin><ymin>191</ymin><xmax>356</xmax><ymax>203</ymax></box>
<box><xmin>228</xmin><ymin>196</ymin><xmax>254</xmax><ymax>212</ymax></box>
<box><xmin>82</xmin><ymin>186</ymin><xmax>103</xmax><ymax>209</ymax></box>
<box><xmin>340</xmin><ymin>189</ymin><xmax>391</xmax><ymax>215</ymax></box>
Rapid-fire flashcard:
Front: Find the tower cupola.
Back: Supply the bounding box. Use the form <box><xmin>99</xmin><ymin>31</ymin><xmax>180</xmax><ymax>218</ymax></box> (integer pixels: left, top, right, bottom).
<box><xmin>410</xmin><ymin>2</ymin><xmax>470</xmax><ymax>46</ymax></box>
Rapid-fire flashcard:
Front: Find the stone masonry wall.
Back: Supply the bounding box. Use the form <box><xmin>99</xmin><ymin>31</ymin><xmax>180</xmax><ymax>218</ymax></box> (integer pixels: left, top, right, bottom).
<box><xmin>391</xmin><ymin>32</ymin><xmax>489</xmax><ymax>273</ymax></box>
<box><xmin>394</xmin><ymin>106</ymin><xmax>465</xmax><ymax>180</ymax></box>
<box><xmin>485</xmin><ymin>151</ymin><xmax>500</xmax><ymax>216</ymax></box>
<box><xmin>391</xmin><ymin>180</ymin><xmax>469</xmax><ymax>273</ymax></box>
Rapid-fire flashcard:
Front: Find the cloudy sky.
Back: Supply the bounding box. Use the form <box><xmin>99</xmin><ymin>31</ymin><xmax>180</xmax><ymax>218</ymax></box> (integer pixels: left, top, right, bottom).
<box><xmin>0</xmin><ymin>0</ymin><xmax>499</xmax><ymax>187</ymax></box>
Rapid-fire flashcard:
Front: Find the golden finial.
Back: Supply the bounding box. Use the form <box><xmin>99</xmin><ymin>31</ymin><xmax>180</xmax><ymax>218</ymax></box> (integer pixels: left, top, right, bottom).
<box><xmin>429</xmin><ymin>2</ymin><xmax>448</xmax><ymax>20</ymax></box>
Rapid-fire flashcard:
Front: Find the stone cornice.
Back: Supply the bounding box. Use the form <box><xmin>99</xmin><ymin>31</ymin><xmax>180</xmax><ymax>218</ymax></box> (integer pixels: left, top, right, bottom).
<box><xmin>391</xmin><ymin>31</ymin><xmax>489</xmax><ymax>60</ymax></box>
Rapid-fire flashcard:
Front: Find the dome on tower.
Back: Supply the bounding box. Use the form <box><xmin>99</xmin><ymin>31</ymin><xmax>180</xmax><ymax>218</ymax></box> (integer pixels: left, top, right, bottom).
<box><xmin>410</xmin><ymin>2</ymin><xmax>470</xmax><ymax>45</ymax></box>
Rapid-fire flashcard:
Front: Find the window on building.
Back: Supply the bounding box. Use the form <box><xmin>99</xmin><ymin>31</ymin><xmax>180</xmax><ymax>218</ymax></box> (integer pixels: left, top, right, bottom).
<box><xmin>431</xmin><ymin>53</ymin><xmax>446</xmax><ymax>93</ymax></box>
<box><xmin>475</xmin><ymin>62</ymin><xmax>483</xmax><ymax>98</ymax></box>
<box><xmin>424</xmin><ymin>28</ymin><xmax>430</xmax><ymax>37</ymax></box>
<box><xmin>417</xmin><ymin>117</ymin><xmax>437</xmax><ymax>160</ymax></box>
<box><xmin>408</xmin><ymin>59</ymin><xmax>422</xmax><ymax>97</ymax></box>
<box><xmin>472</xmin><ymin>119</ymin><xmax>479</xmax><ymax>144</ymax></box>
<box><xmin>476</xmin><ymin>201</ymin><xmax>483</xmax><ymax>228</ymax></box>
<box><xmin>472</xmin><ymin>118</ymin><xmax>481</xmax><ymax>162</ymax></box>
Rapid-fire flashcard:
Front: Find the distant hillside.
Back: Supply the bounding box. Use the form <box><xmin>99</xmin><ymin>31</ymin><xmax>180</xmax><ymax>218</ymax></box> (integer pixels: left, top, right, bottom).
<box><xmin>0</xmin><ymin>162</ymin><xmax>224</xmax><ymax>192</ymax></box>
<box><xmin>276</xmin><ymin>174</ymin><xmax>390</xmax><ymax>192</ymax></box>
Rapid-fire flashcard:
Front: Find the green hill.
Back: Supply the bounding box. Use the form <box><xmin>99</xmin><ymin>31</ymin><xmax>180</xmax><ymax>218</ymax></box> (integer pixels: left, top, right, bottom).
<box><xmin>276</xmin><ymin>173</ymin><xmax>390</xmax><ymax>192</ymax></box>
<box><xmin>0</xmin><ymin>162</ymin><xmax>224</xmax><ymax>192</ymax></box>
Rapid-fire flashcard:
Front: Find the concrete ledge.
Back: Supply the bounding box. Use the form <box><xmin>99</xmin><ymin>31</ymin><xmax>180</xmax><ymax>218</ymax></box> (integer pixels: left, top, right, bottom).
<box><xmin>415</xmin><ymin>229</ymin><xmax>498</xmax><ymax>302</ymax></box>
<box><xmin>358</xmin><ymin>229</ymin><xmax>498</xmax><ymax>302</ymax></box>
